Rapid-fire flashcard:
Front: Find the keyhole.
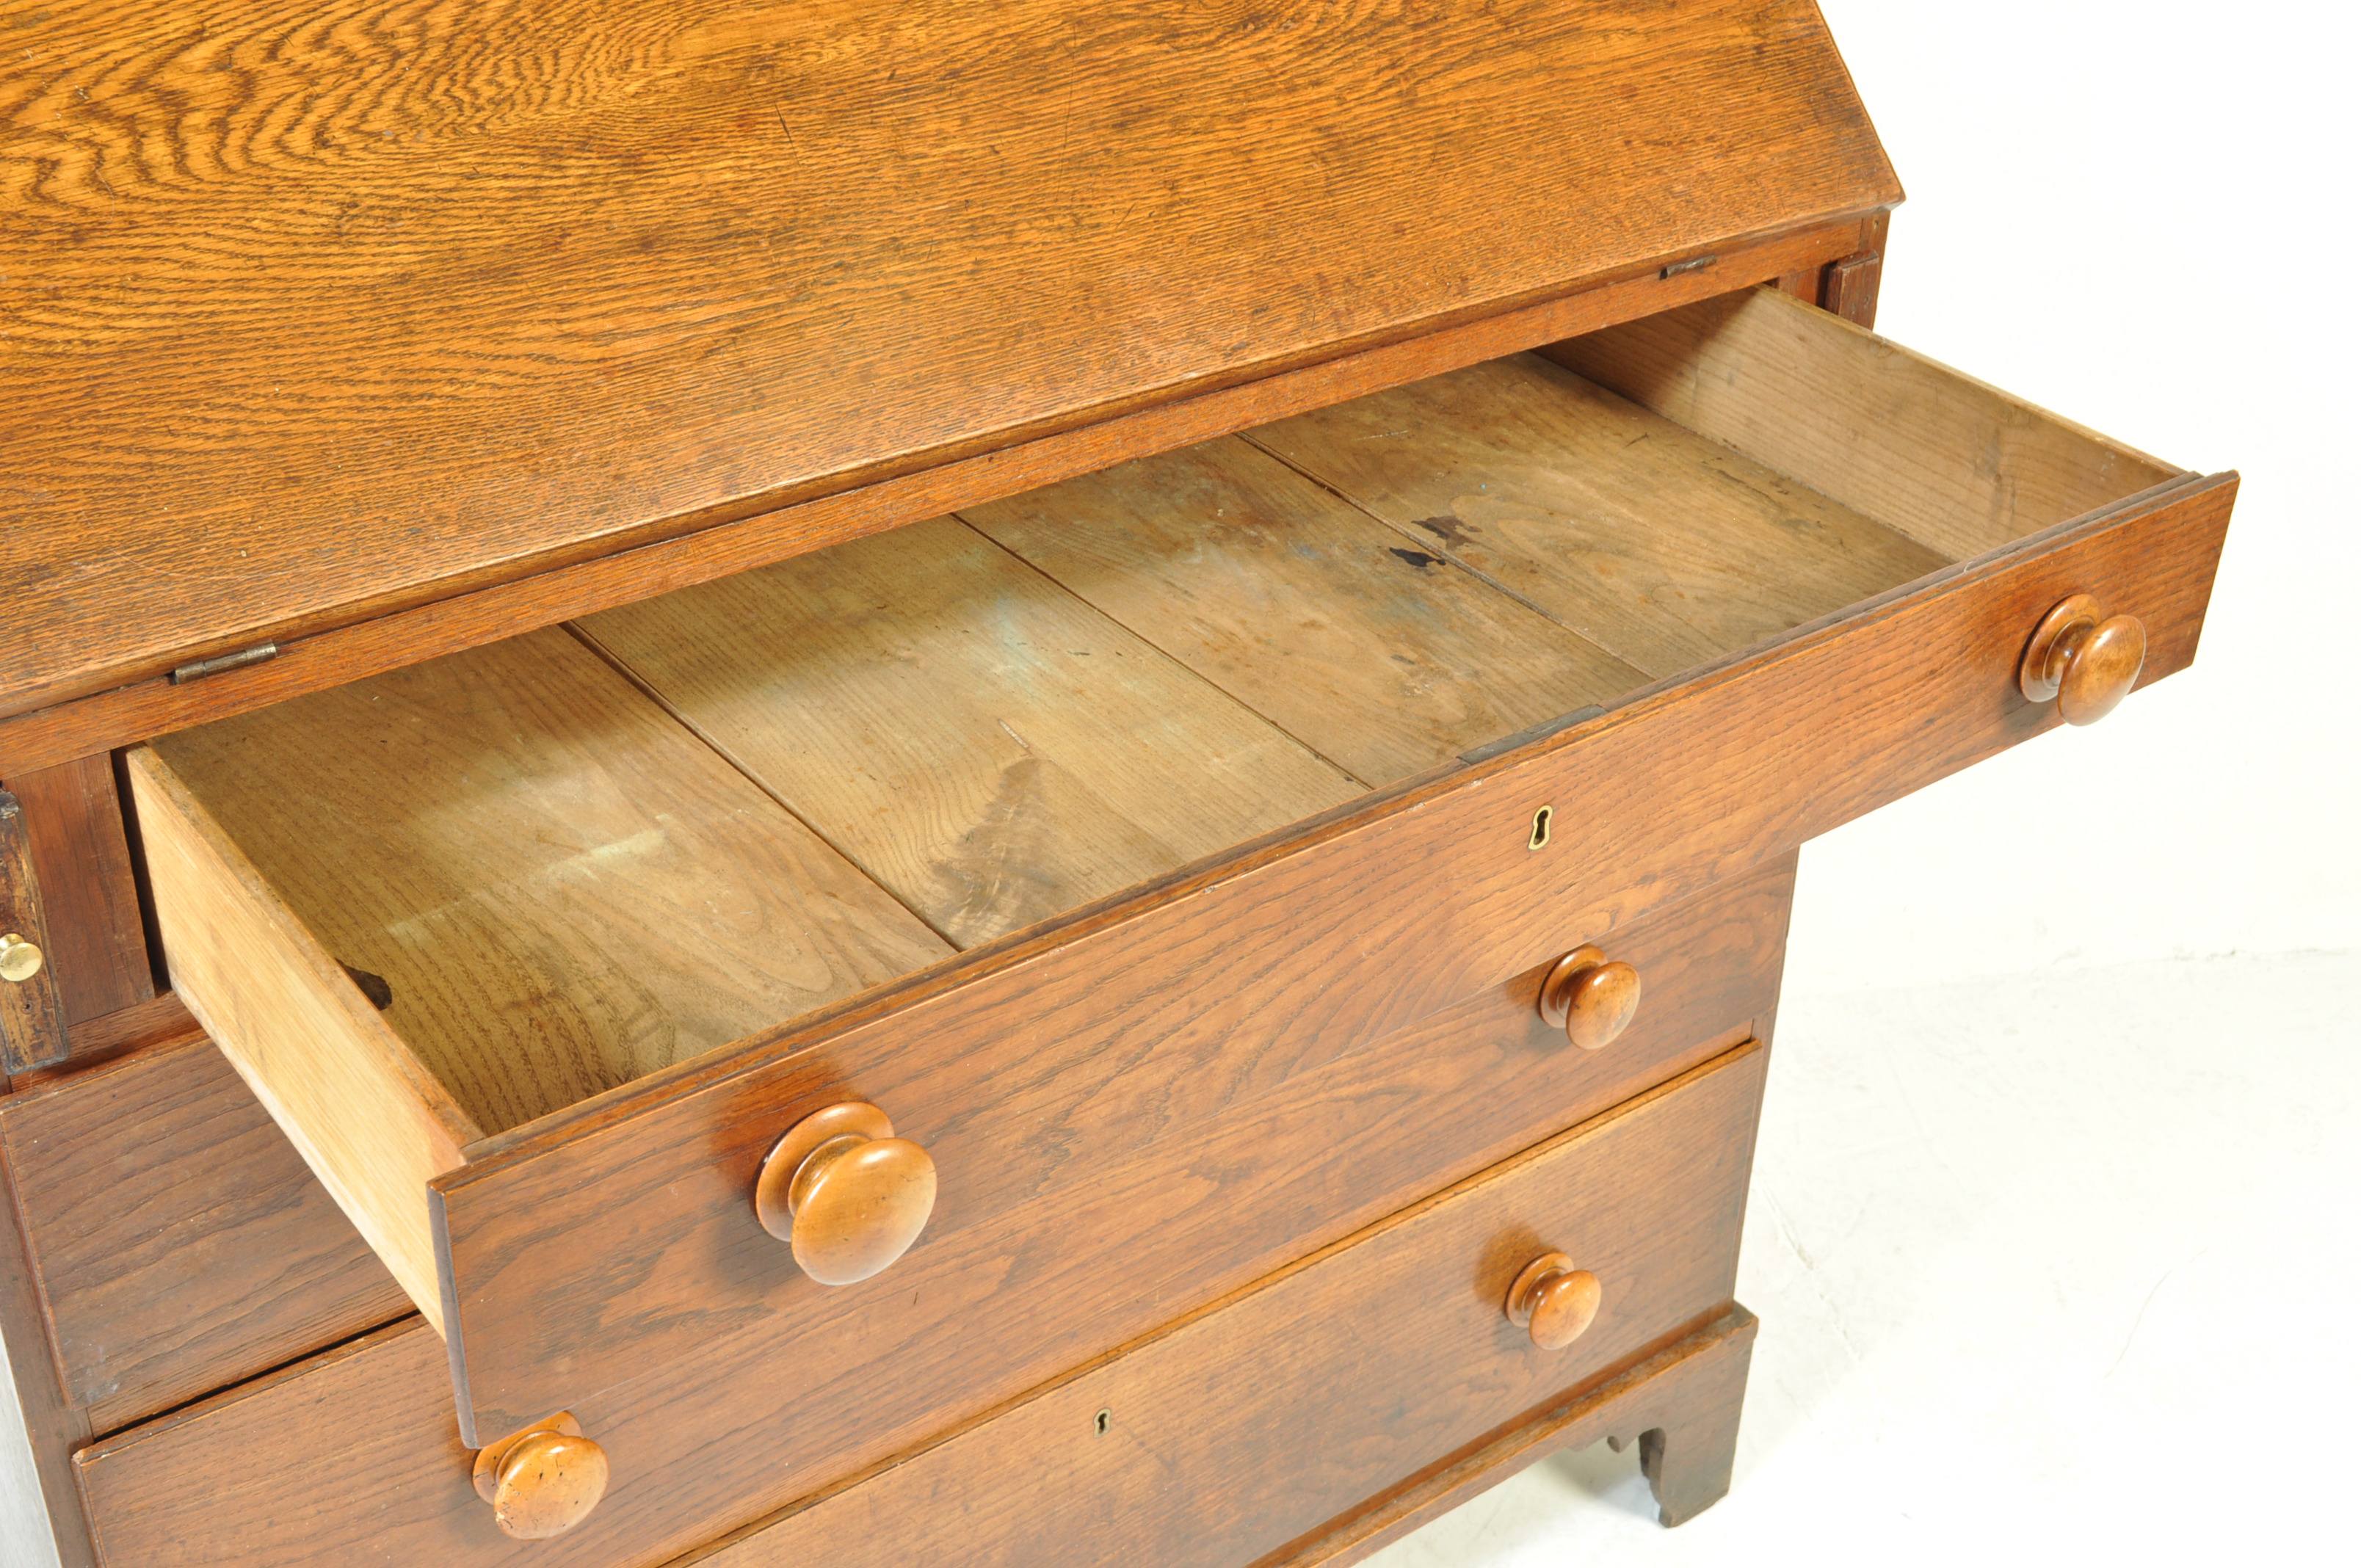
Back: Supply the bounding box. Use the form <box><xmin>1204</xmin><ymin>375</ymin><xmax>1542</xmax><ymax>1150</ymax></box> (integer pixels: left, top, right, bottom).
<box><xmin>1093</xmin><ymin>1408</ymin><xmax>1112</xmax><ymax>1437</ymax></box>
<box><xmin>1527</xmin><ymin>805</ymin><xmax>1553</xmax><ymax>852</ymax></box>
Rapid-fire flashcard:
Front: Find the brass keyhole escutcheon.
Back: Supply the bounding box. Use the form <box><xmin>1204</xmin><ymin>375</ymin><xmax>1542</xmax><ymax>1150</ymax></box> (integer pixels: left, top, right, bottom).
<box><xmin>1527</xmin><ymin>805</ymin><xmax>1553</xmax><ymax>852</ymax></box>
<box><xmin>0</xmin><ymin>933</ymin><xmax>42</xmax><ymax>984</ymax></box>
<box><xmin>755</xmin><ymin>1102</ymin><xmax>938</xmax><ymax>1285</ymax></box>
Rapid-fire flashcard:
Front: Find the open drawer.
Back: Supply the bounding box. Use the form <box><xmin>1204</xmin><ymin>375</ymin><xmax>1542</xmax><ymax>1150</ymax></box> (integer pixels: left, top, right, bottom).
<box><xmin>124</xmin><ymin>286</ymin><xmax>2233</xmax><ymax>1448</ymax></box>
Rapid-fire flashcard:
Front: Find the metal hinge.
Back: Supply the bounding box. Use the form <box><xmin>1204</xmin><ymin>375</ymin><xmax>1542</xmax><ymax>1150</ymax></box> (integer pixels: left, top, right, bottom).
<box><xmin>173</xmin><ymin>642</ymin><xmax>280</xmax><ymax>683</ymax></box>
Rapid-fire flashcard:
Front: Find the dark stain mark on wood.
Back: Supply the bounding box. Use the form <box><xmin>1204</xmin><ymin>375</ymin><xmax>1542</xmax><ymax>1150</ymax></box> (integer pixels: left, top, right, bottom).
<box><xmin>1412</xmin><ymin>515</ymin><xmax>1475</xmax><ymax>549</ymax></box>
<box><xmin>1388</xmin><ymin>548</ymin><xmax>1440</xmax><ymax>570</ymax></box>
<box><xmin>339</xmin><ymin>962</ymin><xmax>394</xmax><ymax>1010</ymax></box>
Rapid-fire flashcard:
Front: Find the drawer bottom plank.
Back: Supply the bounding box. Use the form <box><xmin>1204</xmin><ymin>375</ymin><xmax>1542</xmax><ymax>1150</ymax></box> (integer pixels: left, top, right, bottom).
<box><xmin>675</xmin><ymin>1043</ymin><xmax>1769</xmax><ymax>1568</ymax></box>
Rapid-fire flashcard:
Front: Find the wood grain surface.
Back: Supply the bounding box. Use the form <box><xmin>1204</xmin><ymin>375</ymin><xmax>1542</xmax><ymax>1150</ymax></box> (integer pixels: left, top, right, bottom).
<box><xmin>0</xmin><ymin>216</ymin><xmax>1884</xmax><ymax>778</ymax></box>
<box><xmin>1249</xmin><ymin>353</ymin><xmax>1949</xmax><ymax>678</ymax></box>
<box><xmin>0</xmin><ymin>758</ymin><xmax>153</xmax><ymax>1026</ymax></box>
<box><xmin>1552</xmin><ymin>286</ymin><xmax>2179</xmax><ymax>561</ymax></box>
<box><xmin>0</xmin><ymin>791</ymin><xmax>70</xmax><ymax>1077</ymax></box>
<box><xmin>432</xmin><ymin>466</ymin><xmax>2230</xmax><ymax>1442</ymax></box>
<box><xmin>0</xmin><ymin>1136</ymin><xmax>95</xmax><ymax>1567</ymax></box>
<box><xmin>963</xmin><ymin>438</ymin><xmax>1643</xmax><ymax>787</ymax></box>
<box><xmin>0</xmin><ymin>1</ymin><xmax>1897</xmax><ymax>722</ymax></box>
<box><xmin>579</xmin><ymin>519</ymin><xmax>1357</xmax><ymax>948</ymax></box>
<box><xmin>674</xmin><ymin>1046</ymin><xmax>1767</xmax><ymax>1568</ymax></box>
<box><xmin>71</xmin><ymin>1038</ymin><xmax>1769</xmax><ymax>1568</ymax></box>
<box><xmin>1</xmin><ymin>1031</ymin><xmax>407</xmax><ymax>1434</ymax></box>
<box><xmin>147</xmin><ymin>628</ymin><xmax>951</xmax><ymax>1134</ymax></box>
<box><xmin>431</xmin><ymin>848</ymin><xmax>1788</xmax><ymax>1449</ymax></box>
<box><xmin>1262</xmin><ymin>1306</ymin><xmax>1757</xmax><ymax>1565</ymax></box>
<box><xmin>125</xmin><ymin>745</ymin><xmax>478</xmax><ymax>1330</ymax></box>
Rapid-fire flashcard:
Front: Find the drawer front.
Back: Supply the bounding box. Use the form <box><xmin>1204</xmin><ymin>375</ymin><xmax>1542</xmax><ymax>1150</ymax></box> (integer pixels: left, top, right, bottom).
<box><xmin>1</xmin><ymin>1028</ymin><xmax>407</xmax><ymax>1434</ymax></box>
<box><xmin>435</xmin><ymin>463</ymin><xmax>2229</xmax><ymax>1439</ymax></box>
<box><xmin>74</xmin><ymin>1042</ymin><xmax>1768</xmax><ymax>1568</ymax></box>
<box><xmin>435</xmin><ymin>843</ymin><xmax>1790</xmax><ymax>1444</ymax></box>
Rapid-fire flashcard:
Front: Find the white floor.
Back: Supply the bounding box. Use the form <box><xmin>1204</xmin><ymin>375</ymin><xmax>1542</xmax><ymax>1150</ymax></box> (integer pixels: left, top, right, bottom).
<box><xmin>1368</xmin><ymin>947</ymin><xmax>2361</xmax><ymax>1567</ymax></box>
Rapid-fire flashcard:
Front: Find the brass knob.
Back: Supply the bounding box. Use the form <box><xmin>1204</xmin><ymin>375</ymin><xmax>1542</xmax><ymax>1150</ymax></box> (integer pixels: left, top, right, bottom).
<box><xmin>472</xmin><ymin>1412</ymin><xmax>609</xmax><ymax>1541</ymax></box>
<box><xmin>2020</xmin><ymin>592</ymin><xmax>2147</xmax><ymax>725</ymax></box>
<box><xmin>755</xmin><ymin>1102</ymin><xmax>937</xmax><ymax>1285</ymax></box>
<box><xmin>0</xmin><ymin>933</ymin><xmax>43</xmax><ymax>984</ymax></box>
<box><xmin>1537</xmin><ymin>945</ymin><xmax>1641</xmax><ymax>1051</ymax></box>
<box><xmin>1506</xmin><ymin>1252</ymin><xmax>1602</xmax><ymax>1350</ymax></box>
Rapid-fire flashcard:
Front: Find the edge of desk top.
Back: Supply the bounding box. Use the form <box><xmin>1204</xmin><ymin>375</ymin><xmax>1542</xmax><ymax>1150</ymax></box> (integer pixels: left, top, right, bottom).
<box><xmin>0</xmin><ymin>0</ymin><xmax>1897</xmax><ymax>738</ymax></box>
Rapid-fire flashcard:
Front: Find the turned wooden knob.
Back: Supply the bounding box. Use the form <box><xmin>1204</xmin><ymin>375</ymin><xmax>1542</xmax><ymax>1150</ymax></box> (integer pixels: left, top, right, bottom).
<box><xmin>1506</xmin><ymin>1252</ymin><xmax>1602</xmax><ymax>1350</ymax></box>
<box><xmin>1537</xmin><ymin>945</ymin><xmax>1641</xmax><ymax>1051</ymax></box>
<box><xmin>472</xmin><ymin>1413</ymin><xmax>608</xmax><ymax>1541</ymax></box>
<box><xmin>755</xmin><ymin>1101</ymin><xmax>937</xmax><ymax>1285</ymax></box>
<box><xmin>2020</xmin><ymin>592</ymin><xmax>2146</xmax><ymax>725</ymax></box>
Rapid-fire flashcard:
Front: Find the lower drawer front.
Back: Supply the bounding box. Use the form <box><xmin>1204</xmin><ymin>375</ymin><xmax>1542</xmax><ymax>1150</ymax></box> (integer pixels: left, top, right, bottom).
<box><xmin>70</xmin><ymin>1042</ymin><xmax>1768</xmax><ymax>1568</ymax></box>
<box><xmin>0</xmin><ymin>1023</ymin><xmax>405</xmax><ymax>1433</ymax></box>
<box><xmin>682</xmin><ymin>1041</ymin><xmax>1770</xmax><ymax>1568</ymax></box>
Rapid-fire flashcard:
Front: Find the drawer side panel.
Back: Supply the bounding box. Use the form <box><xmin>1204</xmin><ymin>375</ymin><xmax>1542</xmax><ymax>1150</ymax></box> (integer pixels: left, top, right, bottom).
<box><xmin>123</xmin><ymin>749</ymin><xmax>474</xmax><ymax>1331</ymax></box>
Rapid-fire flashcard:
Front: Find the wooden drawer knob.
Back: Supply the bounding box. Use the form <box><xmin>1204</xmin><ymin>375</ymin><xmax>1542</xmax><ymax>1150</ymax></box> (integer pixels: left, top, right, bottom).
<box><xmin>755</xmin><ymin>1101</ymin><xmax>937</xmax><ymax>1285</ymax></box>
<box><xmin>1506</xmin><ymin>1252</ymin><xmax>1602</xmax><ymax>1350</ymax></box>
<box><xmin>1537</xmin><ymin>945</ymin><xmax>1641</xmax><ymax>1051</ymax></box>
<box><xmin>2020</xmin><ymin>592</ymin><xmax>2147</xmax><ymax>725</ymax></box>
<box><xmin>472</xmin><ymin>1412</ymin><xmax>608</xmax><ymax>1541</ymax></box>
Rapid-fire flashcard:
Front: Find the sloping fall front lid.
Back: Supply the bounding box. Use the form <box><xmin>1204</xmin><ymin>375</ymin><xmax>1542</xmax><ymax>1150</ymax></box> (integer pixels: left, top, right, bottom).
<box><xmin>1</xmin><ymin>0</ymin><xmax>1897</xmax><ymax>723</ymax></box>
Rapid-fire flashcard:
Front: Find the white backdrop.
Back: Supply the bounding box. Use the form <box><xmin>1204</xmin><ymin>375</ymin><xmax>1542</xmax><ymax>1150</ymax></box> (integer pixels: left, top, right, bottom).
<box><xmin>1788</xmin><ymin>0</ymin><xmax>2360</xmax><ymax>990</ymax></box>
<box><xmin>1374</xmin><ymin>5</ymin><xmax>2361</xmax><ymax>1564</ymax></box>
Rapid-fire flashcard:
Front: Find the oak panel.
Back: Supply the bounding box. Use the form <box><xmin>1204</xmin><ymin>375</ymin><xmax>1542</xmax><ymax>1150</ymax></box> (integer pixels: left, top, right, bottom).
<box><xmin>1</xmin><ymin>1031</ymin><xmax>407</xmax><ymax>1435</ymax></box>
<box><xmin>1551</xmin><ymin>286</ymin><xmax>2179</xmax><ymax>560</ymax></box>
<box><xmin>0</xmin><ymin>216</ymin><xmax>1885</xmax><ymax>777</ymax></box>
<box><xmin>0</xmin><ymin>791</ymin><xmax>70</xmax><ymax>1077</ymax></box>
<box><xmin>433</xmin><ymin>470</ymin><xmax>2230</xmax><ymax>1441</ymax></box>
<box><xmin>964</xmin><ymin>437</ymin><xmax>1643</xmax><ymax>788</ymax></box>
<box><xmin>0</xmin><ymin>1134</ymin><xmax>95</xmax><ymax>1567</ymax></box>
<box><xmin>1249</xmin><ymin>353</ymin><xmax>1949</xmax><ymax>678</ymax></box>
<box><xmin>124</xmin><ymin>747</ymin><xmax>476</xmax><ymax>1330</ymax></box>
<box><xmin>579</xmin><ymin>518</ymin><xmax>1358</xmax><ymax>947</ymax></box>
<box><xmin>682</xmin><ymin>1048</ymin><xmax>1769</xmax><ymax>1568</ymax></box>
<box><xmin>72</xmin><ymin>1037</ymin><xmax>1771</xmax><ymax>1568</ymax></box>
<box><xmin>1</xmin><ymin>1</ymin><xmax>1898</xmax><ymax>719</ymax></box>
<box><xmin>146</xmin><ymin>628</ymin><xmax>951</xmax><ymax>1136</ymax></box>
<box><xmin>0</xmin><ymin>758</ymin><xmax>153</xmax><ymax>1025</ymax></box>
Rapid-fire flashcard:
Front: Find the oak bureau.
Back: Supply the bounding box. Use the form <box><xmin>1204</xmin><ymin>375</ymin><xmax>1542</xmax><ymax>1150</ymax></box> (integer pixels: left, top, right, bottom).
<box><xmin>0</xmin><ymin>4</ymin><xmax>2234</xmax><ymax>1564</ymax></box>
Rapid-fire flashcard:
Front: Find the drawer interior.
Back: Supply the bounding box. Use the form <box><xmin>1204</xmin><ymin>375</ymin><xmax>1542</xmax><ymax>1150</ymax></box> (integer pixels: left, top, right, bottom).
<box><xmin>128</xmin><ymin>284</ymin><xmax>2180</xmax><ymax>1318</ymax></box>
<box><xmin>142</xmin><ymin>284</ymin><xmax>2177</xmax><ymax>1142</ymax></box>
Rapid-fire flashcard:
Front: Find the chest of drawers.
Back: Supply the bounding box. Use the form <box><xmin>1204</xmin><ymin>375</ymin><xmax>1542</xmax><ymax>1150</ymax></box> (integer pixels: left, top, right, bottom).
<box><xmin>1</xmin><ymin>4</ymin><xmax>2233</xmax><ymax>1564</ymax></box>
